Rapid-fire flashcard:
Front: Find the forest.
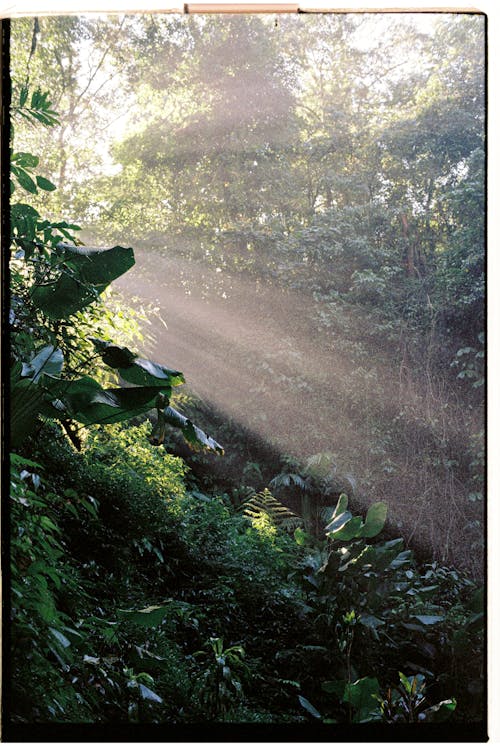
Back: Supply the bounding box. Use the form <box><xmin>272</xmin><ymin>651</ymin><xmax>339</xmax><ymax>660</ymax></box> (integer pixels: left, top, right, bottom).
<box><xmin>5</xmin><ymin>10</ymin><xmax>485</xmax><ymax>738</ymax></box>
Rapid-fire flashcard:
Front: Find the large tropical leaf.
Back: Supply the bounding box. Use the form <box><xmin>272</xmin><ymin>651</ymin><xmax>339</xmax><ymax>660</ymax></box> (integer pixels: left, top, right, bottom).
<box><xmin>360</xmin><ymin>502</ymin><xmax>388</xmax><ymax>538</ymax></box>
<box><xmin>21</xmin><ymin>345</ymin><xmax>63</xmax><ymax>382</ymax></box>
<box><xmin>161</xmin><ymin>405</ymin><xmax>224</xmax><ymax>454</ymax></box>
<box><xmin>91</xmin><ymin>338</ymin><xmax>185</xmax><ymax>387</ymax></box>
<box><xmin>11</xmin><ymin>378</ymin><xmax>46</xmax><ymax>446</ymax></box>
<box><xmin>43</xmin><ymin>375</ymin><xmax>168</xmax><ymax>425</ymax></box>
<box><xmin>343</xmin><ymin>677</ymin><xmax>380</xmax><ymax>723</ymax></box>
<box><xmin>31</xmin><ymin>245</ymin><xmax>134</xmax><ymax>318</ymax></box>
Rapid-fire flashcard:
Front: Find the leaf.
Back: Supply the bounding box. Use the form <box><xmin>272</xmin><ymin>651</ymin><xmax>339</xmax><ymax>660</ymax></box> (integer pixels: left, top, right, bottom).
<box><xmin>163</xmin><ymin>405</ymin><xmax>224</xmax><ymax>454</ymax></box>
<box><xmin>138</xmin><ymin>684</ymin><xmax>163</xmax><ymax>704</ymax></box>
<box><xmin>333</xmin><ymin>493</ymin><xmax>349</xmax><ymax>520</ymax></box>
<box><xmin>40</xmin><ymin>516</ymin><xmax>60</xmax><ymax>533</ymax></box>
<box><xmin>329</xmin><ymin>515</ymin><xmax>363</xmax><ymax>541</ymax></box>
<box><xmin>91</xmin><ymin>337</ymin><xmax>185</xmax><ymax>395</ymax></box>
<box><xmin>360</xmin><ymin>502</ymin><xmax>387</xmax><ymax>538</ymax></box>
<box><xmin>10</xmin><ymin>378</ymin><xmax>47</xmax><ymax>446</ymax></box>
<box><xmin>325</xmin><ymin>510</ymin><xmax>352</xmax><ymax>535</ymax></box>
<box><xmin>388</xmin><ymin>549</ymin><xmax>413</xmax><ymax>569</ymax></box>
<box><xmin>44</xmin><ymin>375</ymin><xmax>164</xmax><ymax>425</ymax></box>
<box><xmin>83</xmin><ymin>655</ymin><xmax>101</xmax><ymax>665</ymax></box>
<box><xmin>61</xmin><ymin>243</ymin><xmax>135</xmax><ymax>285</ymax></box>
<box><xmin>90</xmin><ymin>338</ymin><xmax>137</xmax><ymax>368</ymax></box>
<box><xmin>343</xmin><ymin>677</ymin><xmax>380</xmax><ymax>722</ymax></box>
<box><xmin>120</xmin><ymin>358</ymin><xmax>185</xmax><ymax>388</ymax></box>
<box><xmin>49</xmin><ymin>627</ymin><xmax>71</xmax><ymax>649</ymax></box>
<box><xmin>294</xmin><ymin>527</ymin><xmax>307</xmax><ymax>546</ymax></box>
<box><xmin>359</xmin><ymin>614</ymin><xmax>385</xmax><ymax>631</ymax></box>
<box><xmin>411</xmin><ymin>615</ymin><xmax>444</xmax><ymax>625</ymax></box>
<box><xmin>36</xmin><ymin>175</ymin><xmax>57</xmax><ymax>191</ymax></box>
<box><xmin>14</xmin><ymin>167</ymin><xmax>37</xmax><ymax>193</ymax></box>
<box><xmin>117</xmin><ymin>604</ymin><xmax>172</xmax><ymax>628</ymax></box>
<box><xmin>32</xmin><ymin>245</ymin><xmax>135</xmax><ymax>318</ymax></box>
<box><xmin>21</xmin><ymin>345</ymin><xmax>63</xmax><ymax>382</ymax></box>
<box><xmin>321</xmin><ymin>679</ymin><xmax>346</xmax><ymax>697</ymax></box>
<box><xmin>19</xmin><ymin>85</ymin><xmax>28</xmax><ymax>107</ymax></box>
<box><xmin>422</xmin><ymin>698</ymin><xmax>457</xmax><ymax>723</ymax></box>
<box><xmin>467</xmin><ymin>586</ymin><xmax>484</xmax><ymax>613</ymax></box>
<box><xmin>12</xmin><ymin>151</ymin><xmax>39</xmax><ymax>168</ymax></box>
<box><xmin>11</xmin><ymin>203</ymin><xmax>40</xmax><ymax>245</ymax></box>
<box><xmin>298</xmin><ymin>695</ymin><xmax>321</xmax><ymax>719</ymax></box>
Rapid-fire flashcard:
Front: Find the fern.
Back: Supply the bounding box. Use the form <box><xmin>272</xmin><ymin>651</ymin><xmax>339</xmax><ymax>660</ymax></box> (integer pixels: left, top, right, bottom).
<box><xmin>239</xmin><ymin>489</ymin><xmax>303</xmax><ymax>533</ymax></box>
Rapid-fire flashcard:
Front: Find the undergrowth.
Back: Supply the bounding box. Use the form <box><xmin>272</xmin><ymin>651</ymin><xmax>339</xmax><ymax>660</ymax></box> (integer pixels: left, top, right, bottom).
<box><xmin>9</xmin><ymin>420</ymin><xmax>484</xmax><ymax>726</ymax></box>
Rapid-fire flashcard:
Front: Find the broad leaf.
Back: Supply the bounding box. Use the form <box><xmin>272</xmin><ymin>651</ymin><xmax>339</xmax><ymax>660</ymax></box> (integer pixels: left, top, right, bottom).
<box><xmin>138</xmin><ymin>684</ymin><xmax>163</xmax><ymax>704</ymax></box>
<box><xmin>44</xmin><ymin>375</ymin><xmax>165</xmax><ymax>425</ymax></box>
<box><xmin>422</xmin><ymin>698</ymin><xmax>457</xmax><ymax>722</ymax></box>
<box><xmin>32</xmin><ymin>245</ymin><xmax>134</xmax><ymax>318</ymax></box>
<box><xmin>11</xmin><ymin>378</ymin><xmax>47</xmax><ymax>446</ymax></box>
<box><xmin>360</xmin><ymin>502</ymin><xmax>388</xmax><ymax>538</ymax></box>
<box><xmin>90</xmin><ymin>338</ymin><xmax>137</xmax><ymax>368</ymax></box>
<box><xmin>329</xmin><ymin>515</ymin><xmax>363</xmax><ymax>541</ymax></box>
<box><xmin>13</xmin><ymin>166</ymin><xmax>37</xmax><ymax>193</ymax></box>
<box><xmin>162</xmin><ymin>405</ymin><xmax>224</xmax><ymax>454</ymax></box>
<box><xmin>120</xmin><ymin>358</ymin><xmax>185</xmax><ymax>387</ymax></box>
<box><xmin>118</xmin><ymin>604</ymin><xmax>172</xmax><ymax>628</ymax></box>
<box><xmin>332</xmin><ymin>493</ymin><xmax>349</xmax><ymax>521</ymax></box>
<box><xmin>91</xmin><ymin>338</ymin><xmax>185</xmax><ymax>387</ymax></box>
<box><xmin>12</xmin><ymin>152</ymin><xmax>39</xmax><ymax>168</ymax></box>
<box><xmin>343</xmin><ymin>677</ymin><xmax>380</xmax><ymax>723</ymax></box>
<box><xmin>411</xmin><ymin>615</ymin><xmax>444</xmax><ymax>625</ymax></box>
<box><xmin>11</xmin><ymin>203</ymin><xmax>40</xmax><ymax>240</ymax></box>
<box><xmin>21</xmin><ymin>345</ymin><xmax>63</xmax><ymax>382</ymax></box>
<box><xmin>325</xmin><ymin>510</ymin><xmax>352</xmax><ymax>535</ymax></box>
<box><xmin>61</xmin><ymin>243</ymin><xmax>135</xmax><ymax>286</ymax></box>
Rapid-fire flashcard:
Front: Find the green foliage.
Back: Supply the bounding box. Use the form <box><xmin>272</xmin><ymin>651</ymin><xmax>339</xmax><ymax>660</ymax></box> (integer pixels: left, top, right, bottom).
<box><xmin>194</xmin><ymin>637</ymin><xmax>249</xmax><ymax>720</ymax></box>
<box><xmin>9</xmin><ymin>411</ymin><xmax>484</xmax><ymax>725</ymax></box>
<box><xmin>83</xmin><ymin>421</ymin><xmax>188</xmax><ymax>501</ymax></box>
<box><xmin>10</xmin><ymin>88</ymin><xmax>222</xmax><ymax>454</ymax></box>
<box><xmin>30</xmin><ymin>244</ymin><xmax>135</xmax><ymax>319</ymax></box>
<box><xmin>240</xmin><ymin>488</ymin><xmax>303</xmax><ymax>533</ymax></box>
<box><xmin>325</xmin><ymin>494</ymin><xmax>388</xmax><ymax>541</ymax></box>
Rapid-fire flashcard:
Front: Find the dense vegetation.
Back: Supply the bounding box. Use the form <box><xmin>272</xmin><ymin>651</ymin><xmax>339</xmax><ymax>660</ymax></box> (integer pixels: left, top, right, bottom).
<box><xmin>6</xmin><ymin>12</ymin><xmax>485</xmax><ymax>737</ymax></box>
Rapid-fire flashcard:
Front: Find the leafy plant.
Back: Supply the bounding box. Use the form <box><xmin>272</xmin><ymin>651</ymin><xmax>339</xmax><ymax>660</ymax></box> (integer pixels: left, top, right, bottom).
<box><xmin>240</xmin><ymin>488</ymin><xmax>303</xmax><ymax>533</ymax></box>
<box><xmin>10</xmin><ymin>87</ymin><xmax>222</xmax><ymax>455</ymax></box>
<box><xmin>194</xmin><ymin>637</ymin><xmax>248</xmax><ymax>720</ymax></box>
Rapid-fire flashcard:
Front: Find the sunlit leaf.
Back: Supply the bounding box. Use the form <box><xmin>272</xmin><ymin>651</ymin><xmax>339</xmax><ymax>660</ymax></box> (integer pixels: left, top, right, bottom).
<box><xmin>163</xmin><ymin>405</ymin><xmax>224</xmax><ymax>454</ymax></box>
<box><xmin>91</xmin><ymin>338</ymin><xmax>185</xmax><ymax>387</ymax></box>
<box><xmin>325</xmin><ymin>510</ymin><xmax>352</xmax><ymax>535</ymax></box>
<box><xmin>329</xmin><ymin>515</ymin><xmax>363</xmax><ymax>541</ymax></box>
